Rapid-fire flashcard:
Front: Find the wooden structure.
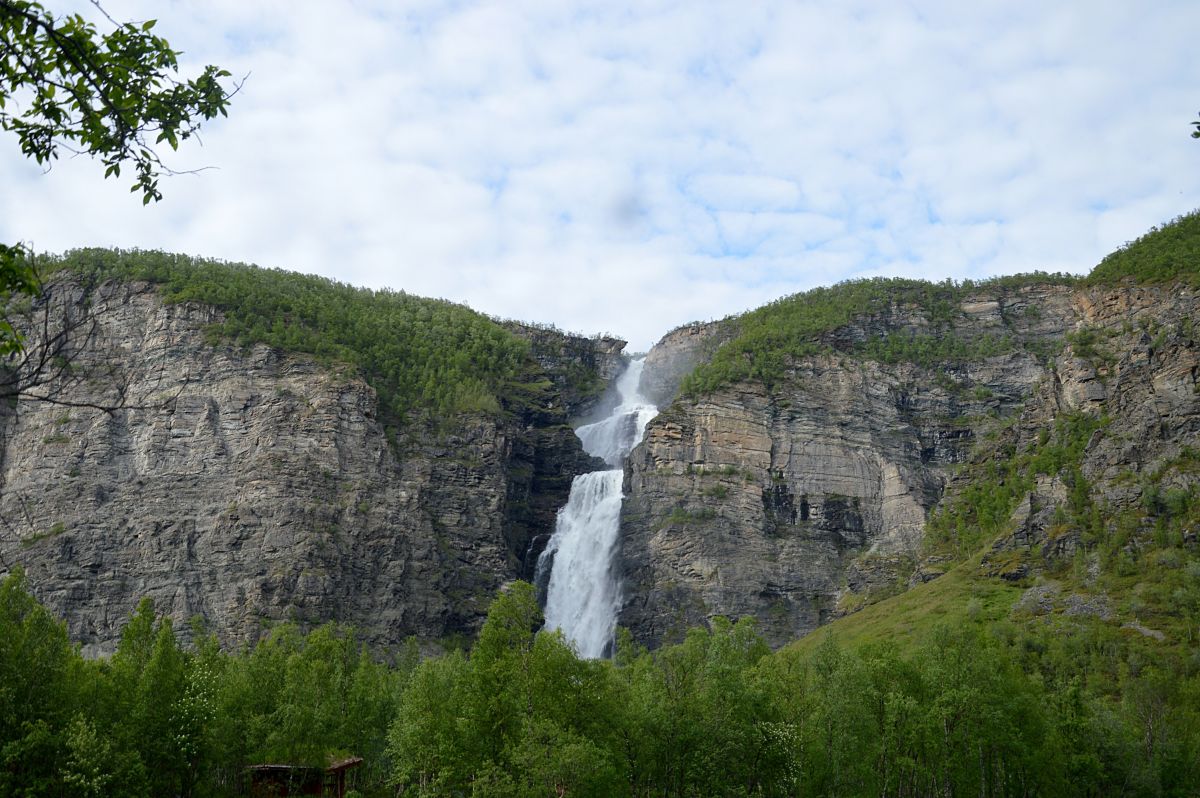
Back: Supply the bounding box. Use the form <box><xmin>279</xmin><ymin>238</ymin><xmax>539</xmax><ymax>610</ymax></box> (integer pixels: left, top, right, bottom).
<box><xmin>247</xmin><ymin>756</ymin><xmax>362</xmax><ymax>797</ymax></box>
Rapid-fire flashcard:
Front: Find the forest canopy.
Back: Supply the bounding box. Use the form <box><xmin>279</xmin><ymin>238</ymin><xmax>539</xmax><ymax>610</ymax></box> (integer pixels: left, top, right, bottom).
<box><xmin>2</xmin><ymin>572</ymin><xmax>1197</xmax><ymax>797</ymax></box>
<box><xmin>1087</xmin><ymin>209</ymin><xmax>1200</xmax><ymax>288</ymax></box>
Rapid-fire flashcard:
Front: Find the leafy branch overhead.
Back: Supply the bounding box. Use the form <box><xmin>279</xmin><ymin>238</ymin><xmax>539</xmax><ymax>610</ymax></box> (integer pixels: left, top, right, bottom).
<box><xmin>0</xmin><ymin>242</ymin><xmax>38</xmax><ymax>355</ymax></box>
<box><xmin>0</xmin><ymin>0</ymin><xmax>235</xmax><ymax>204</ymax></box>
<box><xmin>0</xmin><ymin>1</ymin><xmax>234</xmax><ymax>374</ymax></box>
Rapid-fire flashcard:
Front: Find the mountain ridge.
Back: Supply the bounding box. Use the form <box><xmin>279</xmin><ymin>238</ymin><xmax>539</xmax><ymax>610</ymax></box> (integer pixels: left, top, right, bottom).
<box><xmin>2</xmin><ymin>212</ymin><xmax>1198</xmax><ymax>659</ymax></box>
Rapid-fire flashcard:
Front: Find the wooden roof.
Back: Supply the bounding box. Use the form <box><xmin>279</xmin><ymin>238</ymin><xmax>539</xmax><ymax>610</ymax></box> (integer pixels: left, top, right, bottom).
<box><xmin>247</xmin><ymin>756</ymin><xmax>363</xmax><ymax>774</ymax></box>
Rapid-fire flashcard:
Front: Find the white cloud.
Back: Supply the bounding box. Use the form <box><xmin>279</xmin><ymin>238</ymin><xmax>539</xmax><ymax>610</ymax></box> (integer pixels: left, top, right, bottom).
<box><xmin>2</xmin><ymin>0</ymin><xmax>1199</xmax><ymax>350</ymax></box>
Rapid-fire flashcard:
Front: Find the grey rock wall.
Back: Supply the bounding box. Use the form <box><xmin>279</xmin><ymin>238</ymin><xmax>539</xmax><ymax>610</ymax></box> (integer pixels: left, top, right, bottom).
<box><xmin>617</xmin><ymin>284</ymin><xmax>1108</xmax><ymax>648</ymax></box>
<box><xmin>638</xmin><ymin>321</ymin><xmax>734</xmax><ymax>407</ymax></box>
<box><xmin>4</xmin><ymin>276</ymin><xmax>1195</xmax><ymax>656</ymax></box>
<box><xmin>0</xmin><ymin>280</ymin><xmax>610</xmax><ymax>655</ymax></box>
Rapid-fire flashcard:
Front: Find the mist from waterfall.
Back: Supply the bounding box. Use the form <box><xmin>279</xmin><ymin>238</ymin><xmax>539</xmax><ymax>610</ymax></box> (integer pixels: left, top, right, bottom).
<box><xmin>537</xmin><ymin>358</ymin><xmax>657</xmax><ymax>658</ymax></box>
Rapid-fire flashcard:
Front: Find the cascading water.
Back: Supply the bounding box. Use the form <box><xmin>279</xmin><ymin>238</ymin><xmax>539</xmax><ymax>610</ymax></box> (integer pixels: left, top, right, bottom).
<box><xmin>537</xmin><ymin>358</ymin><xmax>657</xmax><ymax>658</ymax></box>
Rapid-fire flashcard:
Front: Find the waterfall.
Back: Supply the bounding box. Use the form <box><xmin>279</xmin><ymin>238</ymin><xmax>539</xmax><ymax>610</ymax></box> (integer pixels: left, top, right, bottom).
<box><xmin>537</xmin><ymin>358</ymin><xmax>658</xmax><ymax>658</ymax></box>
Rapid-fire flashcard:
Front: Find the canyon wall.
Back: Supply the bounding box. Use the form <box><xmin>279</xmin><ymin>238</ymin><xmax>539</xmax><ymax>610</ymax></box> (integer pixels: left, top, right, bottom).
<box><xmin>3</xmin><ymin>272</ymin><xmax>1196</xmax><ymax>656</ymax></box>
<box><xmin>0</xmin><ymin>279</ymin><xmax>623</xmax><ymax>655</ymax></box>
<box><xmin>618</xmin><ymin>283</ymin><xmax>1199</xmax><ymax>648</ymax></box>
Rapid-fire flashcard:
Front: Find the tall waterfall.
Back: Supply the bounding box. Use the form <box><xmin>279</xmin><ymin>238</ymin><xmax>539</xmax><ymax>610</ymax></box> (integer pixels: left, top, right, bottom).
<box><xmin>537</xmin><ymin>358</ymin><xmax>658</xmax><ymax>658</ymax></box>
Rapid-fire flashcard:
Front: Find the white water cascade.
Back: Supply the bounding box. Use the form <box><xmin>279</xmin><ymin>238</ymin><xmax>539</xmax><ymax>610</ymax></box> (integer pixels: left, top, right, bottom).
<box><xmin>537</xmin><ymin>358</ymin><xmax>658</xmax><ymax>658</ymax></box>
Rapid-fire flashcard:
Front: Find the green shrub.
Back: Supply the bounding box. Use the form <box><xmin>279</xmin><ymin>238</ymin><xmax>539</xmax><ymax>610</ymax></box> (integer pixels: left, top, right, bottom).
<box><xmin>681</xmin><ymin>273</ymin><xmax>1078</xmax><ymax>396</ymax></box>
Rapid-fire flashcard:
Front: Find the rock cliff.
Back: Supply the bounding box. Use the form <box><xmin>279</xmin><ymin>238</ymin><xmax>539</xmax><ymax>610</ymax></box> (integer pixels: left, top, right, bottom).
<box><xmin>977</xmin><ymin>285</ymin><xmax>1200</xmax><ymax>579</ymax></box>
<box><xmin>3</xmin><ymin>256</ymin><xmax>1196</xmax><ymax>657</ymax></box>
<box><xmin>0</xmin><ymin>278</ymin><xmax>621</xmax><ymax>655</ymax></box>
<box><xmin>618</xmin><ymin>282</ymin><xmax>1198</xmax><ymax>648</ymax></box>
<box><xmin>638</xmin><ymin>321</ymin><xmax>734</xmax><ymax>407</ymax></box>
<box><xmin>504</xmin><ymin>322</ymin><xmax>627</xmax><ymax>419</ymax></box>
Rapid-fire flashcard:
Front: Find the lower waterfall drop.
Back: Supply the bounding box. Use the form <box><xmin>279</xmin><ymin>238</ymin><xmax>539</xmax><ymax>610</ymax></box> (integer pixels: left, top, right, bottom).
<box><xmin>537</xmin><ymin>357</ymin><xmax>657</xmax><ymax>658</ymax></box>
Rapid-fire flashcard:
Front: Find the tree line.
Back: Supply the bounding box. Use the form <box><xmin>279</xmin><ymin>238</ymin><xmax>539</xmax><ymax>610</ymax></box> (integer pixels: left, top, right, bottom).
<box><xmin>681</xmin><ymin>207</ymin><xmax>1200</xmax><ymax>400</ymax></box>
<box><xmin>678</xmin><ymin>272</ymin><xmax>1079</xmax><ymax>397</ymax></box>
<box><xmin>38</xmin><ymin>249</ymin><xmax>534</xmax><ymax>424</ymax></box>
<box><xmin>1087</xmin><ymin>210</ymin><xmax>1200</xmax><ymax>288</ymax></box>
<box><xmin>3</xmin><ymin>573</ymin><xmax>1197</xmax><ymax>797</ymax></box>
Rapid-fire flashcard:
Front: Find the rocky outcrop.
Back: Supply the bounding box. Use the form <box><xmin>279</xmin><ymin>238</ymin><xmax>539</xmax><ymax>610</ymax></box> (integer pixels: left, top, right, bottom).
<box><xmin>638</xmin><ymin>321</ymin><xmax>734</xmax><ymax>407</ymax></box>
<box><xmin>982</xmin><ymin>284</ymin><xmax>1200</xmax><ymax>575</ymax></box>
<box><xmin>615</xmin><ymin>283</ymin><xmax>1176</xmax><ymax>648</ymax></box>
<box><xmin>0</xmin><ymin>280</ymin><xmax>612</xmax><ymax>655</ymax></box>
<box><xmin>505</xmin><ymin>322</ymin><xmax>627</xmax><ymax>419</ymax></box>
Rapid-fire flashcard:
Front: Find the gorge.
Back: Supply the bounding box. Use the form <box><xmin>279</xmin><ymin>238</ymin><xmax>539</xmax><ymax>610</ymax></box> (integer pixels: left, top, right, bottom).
<box><xmin>0</xmin><ymin>215</ymin><xmax>1198</xmax><ymax>663</ymax></box>
<box><xmin>538</xmin><ymin>358</ymin><xmax>657</xmax><ymax>658</ymax></box>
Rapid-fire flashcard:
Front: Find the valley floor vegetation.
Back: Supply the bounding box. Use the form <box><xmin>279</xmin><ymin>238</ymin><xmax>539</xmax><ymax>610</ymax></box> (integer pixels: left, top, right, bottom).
<box><xmin>3</xmin><ymin>573</ymin><xmax>1197</xmax><ymax>797</ymax></box>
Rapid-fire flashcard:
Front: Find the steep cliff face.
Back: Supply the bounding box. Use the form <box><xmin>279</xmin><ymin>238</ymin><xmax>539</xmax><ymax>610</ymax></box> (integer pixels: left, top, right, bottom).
<box><xmin>0</xmin><ymin>279</ymin><xmax>616</xmax><ymax>655</ymax></box>
<box><xmin>639</xmin><ymin>321</ymin><xmax>734</xmax><ymax>407</ymax></box>
<box><xmin>3</xmin><ymin>252</ymin><xmax>1194</xmax><ymax>658</ymax></box>
<box><xmin>504</xmin><ymin>322</ymin><xmax>627</xmax><ymax>419</ymax></box>
<box><xmin>616</xmin><ymin>283</ymin><xmax>1192</xmax><ymax>648</ymax></box>
<box><xmin>500</xmin><ymin>323</ymin><xmax>626</xmax><ymax>575</ymax></box>
<box><xmin>976</xmin><ymin>285</ymin><xmax>1200</xmax><ymax>579</ymax></box>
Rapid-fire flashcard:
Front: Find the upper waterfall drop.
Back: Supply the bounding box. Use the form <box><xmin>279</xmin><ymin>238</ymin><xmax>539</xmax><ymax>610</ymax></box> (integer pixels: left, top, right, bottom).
<box><xmin>538</xmin><ymin>357</ymin><xmax>658</xmax><ymax>658</ymax></box>
<box><xmin>574</xmin><ymin>359</ymin><xmax>659</xmax><ymax>468</ymax></box>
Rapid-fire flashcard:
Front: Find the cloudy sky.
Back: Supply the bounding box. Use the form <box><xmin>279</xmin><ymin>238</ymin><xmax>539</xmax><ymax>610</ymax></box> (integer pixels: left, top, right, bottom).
<box><xmin>2</xmin><ymin>1</ymin><xmax>1198</xmax><ymax>349</ymax></box>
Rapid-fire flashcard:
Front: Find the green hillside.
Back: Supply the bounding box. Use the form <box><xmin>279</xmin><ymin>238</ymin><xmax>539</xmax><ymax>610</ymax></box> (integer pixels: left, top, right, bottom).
<box><xmin>680</xmin><ymin>271</ymin><xmax>1077</xmax><ymax>396</ymax></box>
<box><xmin>41</xmin><ymin>249</ymin><xmax>536</xmax><ymax>423</ymax></box>
<box><xmin>779</xmin><ymin>451</ymin><xmax>1200</xmax><ymax>793</ymax></box>
<box><xmin>1088</xmin><ymin>209</ymin><xmax>1200</xmax><ymax>287</ymax></box>
<box><xmin>681</xmin><ymin>209</ymin><xmax>1200</xmax><ymax>400</ymax></box>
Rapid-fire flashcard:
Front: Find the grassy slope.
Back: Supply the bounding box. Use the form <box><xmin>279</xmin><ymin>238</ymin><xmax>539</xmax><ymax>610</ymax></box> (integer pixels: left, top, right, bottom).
<box><xmin>789</xmin><ymin>555</ymin><xmax>1023</xmax><ymax>656</ymax></box>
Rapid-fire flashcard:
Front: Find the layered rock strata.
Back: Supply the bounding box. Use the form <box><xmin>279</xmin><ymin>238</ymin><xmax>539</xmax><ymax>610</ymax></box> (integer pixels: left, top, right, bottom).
<box><xmin>618</xmin><ymin>284</ymin><xmax>1199</xmax><ymax>648</ymax></box>
<box><xmin>0</xmin><ymin>280</ymin><xmax>618</xmax><ymax>655</ymax></box>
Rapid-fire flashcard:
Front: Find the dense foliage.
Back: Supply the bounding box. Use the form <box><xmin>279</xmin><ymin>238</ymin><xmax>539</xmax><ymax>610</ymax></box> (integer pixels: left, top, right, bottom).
<box><xmin>41</xmin><ymin>249</ymin><xmax>536</xmax><ymax>422</ymax></box>
<box><xmin>680</xmin><ymin>273</ymin><xmax>1078</xmax><ymax>396</ymax></box>
<box><xmin>0</xmin><ymin>1</ymin><xmax>232</xmax><ymax>204</ymax></box>
<box><xmin>1088</xmin><ymin>210</ymin><xmax>1200</xmax><ymax>287</ymax></box>
<box><xmin>0</xmin><ymin>568</ymin><xmax>406</xmax><ymax>797</ymax></box>
<box><xmin>3</xmin><ymin>574</ymin><xmax>1197</xmax><ymax>797</ymax></box>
